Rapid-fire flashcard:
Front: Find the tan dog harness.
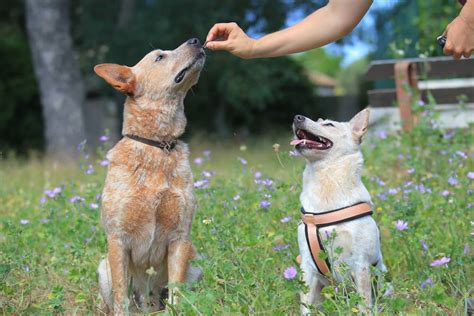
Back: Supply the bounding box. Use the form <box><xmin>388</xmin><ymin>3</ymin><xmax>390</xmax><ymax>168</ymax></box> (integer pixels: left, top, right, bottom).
<box><xmin>299</xmin><ymin>202</ymin><xmax>373</xmax><ymax>275</ymax></box>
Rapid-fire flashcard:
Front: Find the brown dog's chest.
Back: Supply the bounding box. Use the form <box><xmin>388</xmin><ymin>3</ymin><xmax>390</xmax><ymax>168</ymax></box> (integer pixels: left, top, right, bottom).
<box><xmin>101</xmin><ymin>139</ymin><xmax>194</xmax><ymax>237</ymax></box>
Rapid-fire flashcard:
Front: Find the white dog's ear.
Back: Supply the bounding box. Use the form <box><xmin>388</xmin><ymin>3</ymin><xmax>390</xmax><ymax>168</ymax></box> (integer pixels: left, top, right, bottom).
<box><xmin>94</xmin><ymin>63</ymin><xmax>136</xmax><ymax>95</ymax></box>
<box><xmin>350</xmin><ymin>108</ymin><xmax>370</xmax><ymax>142</ymax></box>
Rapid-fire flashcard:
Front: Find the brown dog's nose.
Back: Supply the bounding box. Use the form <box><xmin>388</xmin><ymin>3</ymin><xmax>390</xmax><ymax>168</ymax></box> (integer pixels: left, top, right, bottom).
<box><xmin>294</xmin><ymin>115</ymin><xmax>306</xmax><ymax>124</ymax></box>
<box><xmin>187</xmin><ymin>38</ymin><xmax>201</xmax><ymax>46</ymax></box>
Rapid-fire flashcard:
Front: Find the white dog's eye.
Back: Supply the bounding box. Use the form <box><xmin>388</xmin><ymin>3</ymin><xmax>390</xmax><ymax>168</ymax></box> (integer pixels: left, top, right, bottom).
<box><xmin>155</xmin><ymin>54</ymin><xmax>164</xmax><ymax>62</ymax></box>
<box><xmin>323</xmin><ymin>123</ymin><xmax>335</xmax><ymax>127</ymax></box>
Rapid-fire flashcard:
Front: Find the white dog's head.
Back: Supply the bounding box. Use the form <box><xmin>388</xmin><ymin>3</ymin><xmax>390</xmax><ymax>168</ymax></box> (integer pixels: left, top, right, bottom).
<box><xmin>291</xmin><ymin>108</ymin><xmax>370</xmax><ymax>162</ymax></box>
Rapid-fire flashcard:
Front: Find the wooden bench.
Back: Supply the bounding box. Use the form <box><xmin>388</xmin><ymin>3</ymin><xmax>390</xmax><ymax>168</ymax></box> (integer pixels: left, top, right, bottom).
<box><xmin>365</xmin><ymin>57</ymin><xmax>474</xmax><ymax>130</ymax></box>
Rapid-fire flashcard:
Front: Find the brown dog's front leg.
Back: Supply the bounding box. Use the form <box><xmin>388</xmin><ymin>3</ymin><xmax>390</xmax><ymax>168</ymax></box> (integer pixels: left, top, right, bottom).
<box><xmin>167</xmin><ymin>240</ymin><xmax>195</xmax><ymax>304</ymax></box>
<box><xmin>108</xmin><ymin>236</ymin><xmax>129</xmax><ymax>315</ymax></box>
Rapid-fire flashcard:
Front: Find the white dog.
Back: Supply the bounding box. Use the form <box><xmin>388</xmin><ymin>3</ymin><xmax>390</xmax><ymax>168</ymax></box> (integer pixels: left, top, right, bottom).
<box><xmin>291</xmin><ymin>108</ymin><xmax>387</xmax><ymax>314</ymax></box>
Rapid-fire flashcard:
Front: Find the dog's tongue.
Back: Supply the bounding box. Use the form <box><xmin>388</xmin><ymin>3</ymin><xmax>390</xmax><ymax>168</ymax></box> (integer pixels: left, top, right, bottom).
<box><xmin>290</xmin><ymin>139</ymin><xmax>305</xmax><ymax>146</ymax></box>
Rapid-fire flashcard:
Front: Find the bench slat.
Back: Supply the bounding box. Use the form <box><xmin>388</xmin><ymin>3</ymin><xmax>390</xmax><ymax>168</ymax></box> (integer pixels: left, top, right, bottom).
<box><xmin>366</xmin><ymin>57</ymin><xmax>474</xmax><ymax>80</ymax></box>
<box><xmin>368</xmin><ymin>87</ymin><xmax>474</xmax><ymax>107</ymax></box>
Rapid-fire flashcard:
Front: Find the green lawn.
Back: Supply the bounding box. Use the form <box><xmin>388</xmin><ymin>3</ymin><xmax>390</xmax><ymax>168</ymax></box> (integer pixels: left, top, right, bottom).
<box><xmin>1</xmin><ymin>116</ymin><xmax>473</xmax><ymax>314</ymax></box>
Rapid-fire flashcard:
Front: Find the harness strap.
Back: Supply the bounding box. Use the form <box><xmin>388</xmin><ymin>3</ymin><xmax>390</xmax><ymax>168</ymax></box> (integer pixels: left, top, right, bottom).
<box><xmin>301</xmin><ymin>202</ymin><xmax>373</xmax><ymax>276</ymax></box>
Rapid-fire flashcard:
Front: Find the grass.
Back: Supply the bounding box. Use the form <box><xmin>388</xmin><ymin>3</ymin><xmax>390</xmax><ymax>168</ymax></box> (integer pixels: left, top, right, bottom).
<box><xmin>1</xmin><ymin>108</ymin><xmax>473</xmax><ymax>315</ymax></box>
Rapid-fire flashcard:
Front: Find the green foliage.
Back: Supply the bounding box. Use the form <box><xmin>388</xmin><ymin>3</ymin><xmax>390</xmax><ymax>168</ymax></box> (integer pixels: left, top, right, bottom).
<box><xmin>1</xmin><ymin>104</ymin><xmax>472</xmax><ymax>313</ymax></box>
<box><xmin>0</xmin><ymin>0</ymin><xmax>43</xmax><ymax>154</ymax></box>
<box><xmin>371</xmin><ymin>0</ymin><xmax>459</xmax><ymax>58</ymax></box>
<box><xmin>294</xmin><ymin>48</ymin><xmax>342</xmax><ymax>78</ymax></box>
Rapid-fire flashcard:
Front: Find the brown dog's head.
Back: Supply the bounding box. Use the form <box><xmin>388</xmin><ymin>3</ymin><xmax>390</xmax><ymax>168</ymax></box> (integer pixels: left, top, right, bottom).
<box><xmin>94</xmin><ymin>38</ymin><xmax>205</xmax><ymax>98</ymax></box>
<box><xmin>94</xmin><ymin>38</ymin><xmax>205</xmax><ymax>141</ymax></box>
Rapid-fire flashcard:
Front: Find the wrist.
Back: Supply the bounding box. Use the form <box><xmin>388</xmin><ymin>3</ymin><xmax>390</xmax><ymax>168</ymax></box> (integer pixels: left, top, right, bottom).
<box><xmin>459</xmin><ymin>12</ymin><xmax>474</xmax><ymax>30</ymax></box>
<box><xmin>460</xmin><ymin>1</ymin><xmax>474</xmax><ymax>27</ymax></box>
<box><xmin>247</xmin><ymin>38</ymin><xmax>262</xmax><ymax>59</ymax></box>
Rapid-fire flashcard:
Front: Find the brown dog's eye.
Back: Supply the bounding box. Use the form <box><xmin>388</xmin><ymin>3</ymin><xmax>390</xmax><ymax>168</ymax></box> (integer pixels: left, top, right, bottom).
<box><xmin>155</xmin><ymin>54</ymin><xmax>164</xmax><ymax>62</ymax></box>
<box><xmin>323</xmin><ymin>123</ymin><xmax>335</xmax><ymax>127</ymax></box>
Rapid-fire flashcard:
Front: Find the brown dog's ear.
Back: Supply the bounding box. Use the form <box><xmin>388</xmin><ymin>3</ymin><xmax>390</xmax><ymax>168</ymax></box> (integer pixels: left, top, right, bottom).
<box><xmin>349</xmin><ymin>108</ymin><xmax>370</xmax><ymax>142</ymax></box>
<box><xmin>94</xmin><ymin>64</ymin><xmax>136</xmax><ymax>95</ymax></box>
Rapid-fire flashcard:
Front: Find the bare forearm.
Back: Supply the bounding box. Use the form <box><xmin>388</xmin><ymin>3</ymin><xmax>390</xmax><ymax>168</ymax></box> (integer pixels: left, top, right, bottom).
<box><xmin>251</xmin><ymin>0</ymin><xmax>372</xmax><ymax>58</ymax></box>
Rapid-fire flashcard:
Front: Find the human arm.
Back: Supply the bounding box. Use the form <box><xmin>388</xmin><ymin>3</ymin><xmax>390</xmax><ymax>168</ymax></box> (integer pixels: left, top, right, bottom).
<box><xmin>443</xmin><ymin>0</ymin><xmax>474</xmax><ymax>59</ymax></box>
<box><xmin>205</xmin><ymin>0</ymin><xmax>373</xmax><ymax>58</ymax></box>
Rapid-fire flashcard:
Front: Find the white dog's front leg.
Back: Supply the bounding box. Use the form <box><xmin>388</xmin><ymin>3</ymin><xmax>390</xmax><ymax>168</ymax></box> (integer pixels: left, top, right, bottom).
<box><xmin>353</xmin><ymin>265</ymin><xmax>372</xmax><ymax>313</ymax></box>
<box><xmin>300</xmin><ymin>264</ymin><xmax>324</xmax><ymax>315</ymax></box>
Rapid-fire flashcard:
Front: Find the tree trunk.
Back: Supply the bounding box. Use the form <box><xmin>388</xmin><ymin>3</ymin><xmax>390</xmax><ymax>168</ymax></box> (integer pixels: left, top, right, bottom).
<box><xmin>25</xmin><ymin>0</ymin><xmax>86</xmax><ymax>159</ymax></box>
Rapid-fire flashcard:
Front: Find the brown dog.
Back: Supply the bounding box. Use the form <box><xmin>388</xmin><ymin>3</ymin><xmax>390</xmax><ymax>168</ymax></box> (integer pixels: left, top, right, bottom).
<box><xmin>94</xmin><ymin>38</ymin><xmax>205</xmax><ymax>314</ymax></box>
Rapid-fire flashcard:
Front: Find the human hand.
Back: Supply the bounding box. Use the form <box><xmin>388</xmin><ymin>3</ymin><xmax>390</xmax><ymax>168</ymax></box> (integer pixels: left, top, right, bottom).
<box><xmin>443</xmin><ymin>14</ymin><xmax>474</xmax><ymax>59</ymax></box>
<box><xmin>205</xmin><ymin>22</ymin><xmax>257</xmax><ymax>59</ymax></box>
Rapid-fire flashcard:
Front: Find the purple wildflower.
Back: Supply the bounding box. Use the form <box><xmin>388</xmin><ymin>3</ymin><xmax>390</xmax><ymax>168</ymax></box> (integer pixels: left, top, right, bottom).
<box><xmin>40</xmin><ymin>197</ymin><xmax>47</xmax><ymax>205</ymax></box>
<box><xmin>448</xmin><ymin>176</ymin><xmax>458</xmax><ymax>186</ymax></box>
<box><xmin>377</xmin><ymin>130</ymin><xmax>387</xmax><ymax>140</ymax></box>
<box><xmin>417</xmin><ymin>184</ymin><xmax>426</xmax><ymax>194</ymax></box>
<box><xmin>377</xmin><ymin>192</ymin><xmax>387</xmax><ymax>201</ymax></box>
<box><xmin>397</xmin><ymin>154</ymin><xmax>404</xmax><ymax>160</ymax></box>
<box><xmin>45</xmin><ymin>187</ymin><xmax>61</xmax><ymax>198</ymax></box>
<box><xmin>233</xmin><ymin>194</ymin><xmax>240</xmax><ymax>201</ymax></box>
<box><xmin>273</xmin><ymin>244</ymin><xmax>290</xmax><ymax>251</ymax></box>
<box><xmin>100</xmin><ymin>160</ymin><xmax>109</xmax><ymax>167</ymax></box>
<box><xmin>254</xmin><ymin>171</ymin><xmax>262</xmax><ymax>179</ymax></box>
<box><xmin>90</xmin><ymin>203</ymin><xmax>99</xmax><ymax>209</ymax></box>
<box><xmin>456</xmin><ymin>150</ymin><xmax>468</xmax><ymax>159</ymax></box>
<box><xmin>193</xmin><ymin>179</ymin><xmax>208</xmax><ymax>189</ymax></box>
<box><xmin>20</xmin><ymin>219</ymin><xmax>29</xmax><ymax>225</ymax></box>
<box><xmin>407</xmin><ymin>168</ymin><xmax>415</xmax><ymax>174</ymax></box>
<box><xmin>260</xmin><ymin>200</ymin><xmax>271</xmax><ymax>209</ymax></box>
<box><xmin>430</xmin><ymin>256</ymin><xmax>451</xmax><ymax>267</ymax></box>
<box><xmin>40</xmin><ymin>218</ymin><xmax>49</xmax><ymax>224</ymax></box>
<box><xmin>203</xmin><ymin>149</ymin><xmax>211</xmax><ymax>157</ymax></box>
<box><xmin>76</xmin><ymin>139</ymin><xmax>87</xmax><ymax>151</ymax></box>
<box><xmin>86</xmin><ymin>165</ymin><xmax>94</xmax><ymax>174</ymax></box>
<box><xmin>440</xmin><ymin>190</ymin><xmax>450</xmax><ymax>197</ymax></box>
<box><xmin>468</xmin><ymin>172</ymin><xmax>474</xmax><ymax>180</ymax></box>
<box><xmin>283</xmin><ymin>266</ymin><xmax>297</xmax><ymax>280</ymax></box>
<box><xmin>383</xmin><ymin>287</ymin><xmax>394</xmax><ymax>297</ymax></box>
<box><xmin>420</xmin><ymin>278</ymin><xmax>433</xmax><ymax>289</ymax></box>
<box><xmin>69</xmin><ymin>196</ymin><xmax>84</xmax><ymax>203</ymax></box>
<box><xmin>238</xmin><ymin>157</ymin><xmax>247</xmax><ymax>165</ymax></box>
<box><xmin>378</xmin><ymin>180</ymin><xmax>386</xmax><ymax>187</ymax></box>
<box><xmin>395</xmin><ymin>220</ymin><xmax>408</xmax><ymax>231</ymax></box>
<box><xmin>420</xmin><ymin>240</ymin><xmax>429</xmax><ymax>251</ymax></box>
<box><xmin>404</xmin><ymin>181</ymin><xmax>413</xmax><ymax>188</ymax></box>
<box><xmin>417</xmin><ymin>99</ymin><xmax>425</xmax><ymax>106</ymax></box>
<box><xmin>202</xmin><ymin>170</ymin><xmax>213</xmax><ymax>178</ymax></box>
<box><xmin>464</xmin><ymin>244</ymin><xmax>470</xmax><ymax>254</ymax></box>
<box><xmin>388</xmin><ymin>188</ymin><xmax>399</xmax><ymax>195</ymax></box>
<box><xmin>263</xmin><ymin>178</ymin><xmax>273</xmax><ymax>187</ymax></box>
<box><xmin>280</xmin><ymin>216</ymin><xmax>292</xmax><ymax>223</ymax></box>
<box><xmin>443</xmin><ymin>130</ymin><xmax>455</xmax><ymax>140</ymax></box>
<box><xmin>95</xmin><ymin>194</ymin><xmax>102</xmax><ymax>201</ymax></box>
<box><xmin>194</xmin><ymin>157</ymin><xmax>204</xmax><ymax>165</ymax></box>
<box><xmin>99</xmin><ymin>135</ymin><xmax>109</xmax><ymax>142</ymax></box>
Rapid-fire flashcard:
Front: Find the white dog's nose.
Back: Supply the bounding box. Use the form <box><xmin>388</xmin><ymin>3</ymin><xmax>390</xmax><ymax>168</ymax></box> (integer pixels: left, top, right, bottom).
<box><xmin>294</xmin><ymin>115</ymin><xmax>306</xmax><ymax>124</ymax></box>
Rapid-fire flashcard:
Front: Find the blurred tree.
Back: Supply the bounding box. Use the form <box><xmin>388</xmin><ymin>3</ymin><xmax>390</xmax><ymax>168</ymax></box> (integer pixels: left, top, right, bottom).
<box><xmin>0</xmin><ymin>0</ymin><xmax>43</xmax><ymax>155</ymax></box>
<box><xmin>25</xmin><ymin>0</ymin><xmax>86</xmax><ymax>159</ymax></box>
<box><xmin>72</xmin><ymin>0</ymin><xmax>322</xmax><ymax>136</ymax></box>
<box><xmin>294</xmin><ymin>48</ymin><xmax>342</xmax><ymax>78</ymax></box>
<box><xmin>369</xmin><ymin>0</ymin><xmax>458</xmax><ymax>59</ymax></box>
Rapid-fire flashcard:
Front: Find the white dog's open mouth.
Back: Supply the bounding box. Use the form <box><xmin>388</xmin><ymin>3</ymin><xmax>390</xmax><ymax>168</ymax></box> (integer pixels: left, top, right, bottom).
<box><xmin>291</xmin><ymin>129</ymin><xmax>333</xmax><ymax>150</ymax></box>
